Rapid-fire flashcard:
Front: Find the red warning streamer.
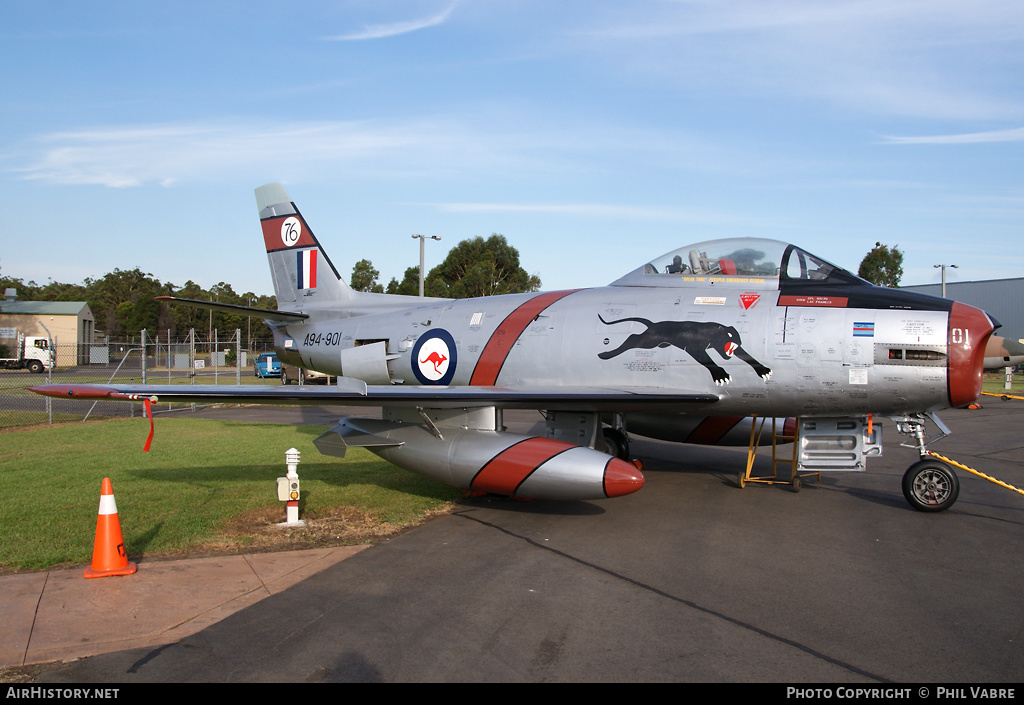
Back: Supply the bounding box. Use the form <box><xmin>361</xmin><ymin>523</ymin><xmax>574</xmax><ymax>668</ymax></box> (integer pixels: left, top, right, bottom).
<box><xmin>143</xmin><ymin>398</ymin><xmax>154</xmax><ymax>452</ymax></box>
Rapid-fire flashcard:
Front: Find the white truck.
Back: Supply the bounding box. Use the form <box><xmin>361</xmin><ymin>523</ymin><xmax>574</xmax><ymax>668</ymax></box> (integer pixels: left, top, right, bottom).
<box><xmin>0</xmin><ymin>333</ymin><xmax>55</xmax><ymax>373</ymax></box>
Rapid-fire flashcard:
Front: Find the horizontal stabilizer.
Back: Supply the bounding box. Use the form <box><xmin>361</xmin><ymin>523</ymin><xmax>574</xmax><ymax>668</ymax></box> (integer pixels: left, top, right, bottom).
<box><xmin>155</xmin><ymin>296</ymin><xmax>309</xmax><ymax>322</ymax></box>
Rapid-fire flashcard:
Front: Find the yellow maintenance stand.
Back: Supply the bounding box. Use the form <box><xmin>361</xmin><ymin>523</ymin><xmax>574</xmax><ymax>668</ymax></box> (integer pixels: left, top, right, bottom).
<box><xmin>738</xmin><ymin>416</ymin><xmax>821</xmax><ymax>493</ymax></box>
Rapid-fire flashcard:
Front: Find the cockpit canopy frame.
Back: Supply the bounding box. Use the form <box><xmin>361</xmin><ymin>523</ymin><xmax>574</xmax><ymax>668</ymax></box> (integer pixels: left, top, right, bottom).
<box><xmin>610</xmin><ymin>237</ymin><xmax>866</xmax><ymax>289</ymax></box>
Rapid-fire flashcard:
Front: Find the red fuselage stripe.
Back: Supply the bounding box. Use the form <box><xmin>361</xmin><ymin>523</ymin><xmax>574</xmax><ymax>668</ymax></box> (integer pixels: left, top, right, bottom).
<box><xmin>471</xmin><ymin>437</ymin><xmax>574</xmax><ymax>495</ymax></box>
<box><xmin>685</xmin><ymin>416</ymin><xmax>743</xmax><ymax>444</ymax></box>
<box><xmin>469</xmin><ymin>290</ymin><xmax>581</xmax><ymax>386</ymax></box>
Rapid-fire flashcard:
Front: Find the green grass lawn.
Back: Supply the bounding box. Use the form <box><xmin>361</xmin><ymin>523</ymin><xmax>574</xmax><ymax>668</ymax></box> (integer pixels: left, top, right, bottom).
<box><xmin>0</xmin><ymin>417</ymin><xmax>460</xmax><ymax>572</ymax></box>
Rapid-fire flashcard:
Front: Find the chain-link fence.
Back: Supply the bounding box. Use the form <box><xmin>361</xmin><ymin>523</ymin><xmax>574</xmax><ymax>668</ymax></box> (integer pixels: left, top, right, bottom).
<box><xmin>0</xmin><ymin>329</ymin><xmax>278</xmax><ymax>430</ymax></box>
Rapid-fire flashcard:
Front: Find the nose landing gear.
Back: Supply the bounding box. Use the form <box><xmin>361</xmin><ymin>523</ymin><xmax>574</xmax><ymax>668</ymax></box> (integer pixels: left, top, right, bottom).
<box><xmin>895</xmin><ymin>413</ymin><xmax>958</xmax><ymax>512</ymax></box>
<box><xmin>902</xmin><ymin>458</ymin><xmax>960</xmax><ymax>512</ymax></box>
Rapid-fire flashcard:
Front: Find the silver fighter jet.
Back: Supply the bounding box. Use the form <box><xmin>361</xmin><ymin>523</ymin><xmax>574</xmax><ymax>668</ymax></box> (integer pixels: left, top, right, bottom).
<box><xmin>33</xmin><ymin>184</ymin><xmax>1000</xmax><ymax>511</ymax></box>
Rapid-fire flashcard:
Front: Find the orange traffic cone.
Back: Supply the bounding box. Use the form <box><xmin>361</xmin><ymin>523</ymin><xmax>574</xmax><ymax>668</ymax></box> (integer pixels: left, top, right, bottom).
<box><xmin>83</xmin><ymin>478</ymin><xmax>137</xmax><ymax>579</ymax></box>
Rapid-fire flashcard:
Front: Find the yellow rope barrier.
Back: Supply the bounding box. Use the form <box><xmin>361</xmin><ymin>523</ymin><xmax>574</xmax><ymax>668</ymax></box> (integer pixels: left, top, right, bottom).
<box><xmin>928</xmin><ymin>452</ymin><xmax>1024</xmax><ymax>498</ymax></box>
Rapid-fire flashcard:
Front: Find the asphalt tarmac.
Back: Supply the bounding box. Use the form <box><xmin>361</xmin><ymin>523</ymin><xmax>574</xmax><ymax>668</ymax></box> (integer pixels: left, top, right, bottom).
<box><xmin>18</xmin><ymin>399</ymin><xmax>1024</xmax><ymax>682</ymax></box>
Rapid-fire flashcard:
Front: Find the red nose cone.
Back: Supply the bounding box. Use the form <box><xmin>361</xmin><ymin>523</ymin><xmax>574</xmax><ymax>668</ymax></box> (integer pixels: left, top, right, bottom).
<box><xmin>603</xmin><ymin>457</ymin><xmax>645</xmax><ymax>498</ymax></box>
<box><xmin>948</xmin><ymin>302</ymin><xmax>998</xmax><ymax>408</ymax></box>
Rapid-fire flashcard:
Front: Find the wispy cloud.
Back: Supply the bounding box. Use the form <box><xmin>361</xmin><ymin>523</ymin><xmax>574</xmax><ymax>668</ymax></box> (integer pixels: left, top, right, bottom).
<box><xmin>5</xmin><ymin>116</ymin><xmax>737</xmax><ymax>189</ymax></box>
<box><xmin>574</xmin><ymin>0</ymin><xmax>1024</xmax><ymax>121</ymax></box>
<box><xmin>436</xmin><ymin>202</ymin><xmax>757</xmax><ymax>225</ymax></box>
<box><xmin>879</xmin><ymin>126</ymin><xmax>1024</xmax><ymax>144</ymax></box>
<box><xmin>6</xmin><ymin>120</ymin><xmax>469</xmax><ymax>187</ymax></box>
<box><xmin>580</xmin><ymin>0</ymin><xmax>1024</xmax><ymax>44</ymax></box>
<box><xmin>325</xmin><ymin>3</ymin><xmax>456</xmax><ymax>41</ymax></box>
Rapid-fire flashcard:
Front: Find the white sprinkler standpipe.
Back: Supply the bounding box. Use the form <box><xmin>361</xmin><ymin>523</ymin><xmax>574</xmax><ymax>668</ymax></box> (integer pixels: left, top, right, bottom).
<box><xmin>277</xmin><ymin>447</ymin><xmax>306</xmax><ymax>527</ymax></box>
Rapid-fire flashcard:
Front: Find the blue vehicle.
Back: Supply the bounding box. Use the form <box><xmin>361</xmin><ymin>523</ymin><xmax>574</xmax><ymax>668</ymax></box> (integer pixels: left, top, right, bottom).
<box><xmin>253</xmin><ymin>352</ymin><xmax>281</xmax><ymax>378</ymax></box>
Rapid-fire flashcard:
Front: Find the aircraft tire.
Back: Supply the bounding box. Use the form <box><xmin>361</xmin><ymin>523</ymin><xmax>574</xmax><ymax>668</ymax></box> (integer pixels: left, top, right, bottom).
<box><xmin>902</xmin><ymin>459</ymin><xmax>959</xmax><ymax>512</ymax></box>
<box><xmin>602</xmin><ymin>428</ymin><xmax>629</xmax><ymax>460</ymax></box>
<box><xmin>281</xmin><ymin>371</ymin><xmax>290</xmax><ymax>385</ymax></box>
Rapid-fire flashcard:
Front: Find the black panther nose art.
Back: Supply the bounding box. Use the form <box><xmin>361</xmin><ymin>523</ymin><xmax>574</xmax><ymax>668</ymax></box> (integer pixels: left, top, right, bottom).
<box><xmin>598</xmin><ymin>315</ymin><xmax>772</xmax><ymax>385</ymax></box>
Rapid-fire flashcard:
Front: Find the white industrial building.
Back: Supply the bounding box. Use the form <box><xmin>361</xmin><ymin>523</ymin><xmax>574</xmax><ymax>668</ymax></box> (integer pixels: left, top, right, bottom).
<box><xmin>902</xmin><ymin>278</ymin><xmax>1023</xmax><ymax>341</ymax></box>
<box><xmin>0</xmin><ymin>291</ymin><xmax>95</xmax><ymax>366</ymax></box>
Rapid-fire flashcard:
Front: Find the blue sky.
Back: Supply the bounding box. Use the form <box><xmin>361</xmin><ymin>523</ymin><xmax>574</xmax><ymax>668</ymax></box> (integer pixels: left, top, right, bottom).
<box><xmin>2</xmin><ymin>1</ymin><xmax>1022</xmax><ymax>297</ymax></box>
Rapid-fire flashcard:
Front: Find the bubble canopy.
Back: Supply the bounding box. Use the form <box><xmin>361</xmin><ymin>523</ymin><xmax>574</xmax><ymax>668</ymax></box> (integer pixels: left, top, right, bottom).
<box><xmin>610</xmin><ymin>237</ymin><xmax>866</xmax><ymax>288</ymax></box>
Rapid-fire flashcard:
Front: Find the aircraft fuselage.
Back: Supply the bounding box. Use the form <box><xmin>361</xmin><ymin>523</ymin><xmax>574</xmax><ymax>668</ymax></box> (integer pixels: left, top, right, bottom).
<box><xmin>275</xmin><ymin>280</ymin><xmax>988</xmax><ymax>420</ymax></box>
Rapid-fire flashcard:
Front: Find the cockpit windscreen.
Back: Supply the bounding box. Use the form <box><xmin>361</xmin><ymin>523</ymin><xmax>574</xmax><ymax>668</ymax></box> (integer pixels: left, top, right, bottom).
<box><xmin>644</xmin><ymin>240</ymin><xmax>784</xmax><ymax>277</ymax></box>
<box><xmin>614</xmin><ymin>238</ymin><xmax>864</xmax><ymax>287</ymax></box>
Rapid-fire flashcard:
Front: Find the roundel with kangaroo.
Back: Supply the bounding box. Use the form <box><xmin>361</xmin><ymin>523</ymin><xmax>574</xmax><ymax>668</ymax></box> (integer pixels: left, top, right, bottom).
<box><xmin>411</xmin><ymin>329</ymin><xmax>457</xmax><ymax>385</ymax></box>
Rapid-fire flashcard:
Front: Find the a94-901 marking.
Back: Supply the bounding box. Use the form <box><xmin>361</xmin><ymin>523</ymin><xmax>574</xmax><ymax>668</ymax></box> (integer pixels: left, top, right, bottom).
<box><xmin>303</xmin><ymin>332</ymin><xmax>343</xmax><ymax>347</ymax></box>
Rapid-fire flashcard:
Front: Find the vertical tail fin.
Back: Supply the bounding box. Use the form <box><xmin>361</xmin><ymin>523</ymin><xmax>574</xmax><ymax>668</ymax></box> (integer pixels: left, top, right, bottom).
<box><xmin>256</xmin><ymin>183</ymin><xmax>353</xmax><ymax>306</ymax></box>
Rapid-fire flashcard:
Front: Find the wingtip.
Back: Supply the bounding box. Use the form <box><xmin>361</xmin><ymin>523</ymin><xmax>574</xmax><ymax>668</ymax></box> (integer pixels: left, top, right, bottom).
<box><xmin>29</xmin><ymin>384</ymin><xmax>116</xmax><ymax>399</ymax></box>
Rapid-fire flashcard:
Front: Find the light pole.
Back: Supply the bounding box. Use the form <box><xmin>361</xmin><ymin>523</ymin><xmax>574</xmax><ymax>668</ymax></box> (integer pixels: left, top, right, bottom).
<box><xmin>933</xmin><ymin>264</ymin><xmax>958</xmax><ymax>298</ymax></box>
<box><xmin>412</xmin><ymin>234</ymin><xmax>442</xmax><ymax>297</ymax></box>
<box><xmin>247</xmin><ymin>297</ymin><xmax>252</xmax><ymax>356</ymax></box>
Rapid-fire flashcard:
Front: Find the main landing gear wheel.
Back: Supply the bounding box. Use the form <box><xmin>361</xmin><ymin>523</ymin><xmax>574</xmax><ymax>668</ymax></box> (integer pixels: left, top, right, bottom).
<box><xmin>602</xmin><ymin>428</ymin><xmax>630</xmax><ymax>460</ymax></box>
<box><xmin>902</xmin><ymin>459</ymin><xmax>960</xmax><ymax>512</ymax></box>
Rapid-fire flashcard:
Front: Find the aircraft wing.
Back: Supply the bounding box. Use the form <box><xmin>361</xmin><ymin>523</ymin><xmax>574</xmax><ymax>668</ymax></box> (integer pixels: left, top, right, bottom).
<box><xmin>30</xmin><ymin>381</ymin><xmax>720</xmax><ymax>412</ymax></box>
<box><xmin>30</xmin><ymin>381</ymin><xmax>716</xmax><ymax>501</ymax></box>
